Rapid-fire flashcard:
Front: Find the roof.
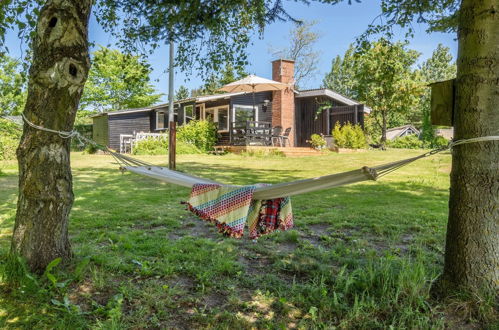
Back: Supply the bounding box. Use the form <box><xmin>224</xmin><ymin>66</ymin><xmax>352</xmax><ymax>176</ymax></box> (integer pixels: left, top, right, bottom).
<box><xmin>386</xmin><ymin>125</ymin><xmax>420</xmax><ymax>140</ymax></box>
<box><xmin>296</xmin><ymin>88</ymin><xmax>372</xmax><ymax>113</ymax></box>
<box><xmin>93</xmin><ymin>92</ymin><xmax>250</xmax><ymax>118</ymax></box>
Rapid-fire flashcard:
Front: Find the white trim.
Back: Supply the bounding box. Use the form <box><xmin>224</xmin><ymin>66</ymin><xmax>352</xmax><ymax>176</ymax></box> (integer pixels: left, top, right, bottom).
<box><xmin>156</xmin><ymin>111</ymin><xmax>165</xmax><ymax>130</ymax></box>
<box><xmin>232</xmin><ymin>104</ymin><xmax>257</xmax><ymax>123</ymax></box>
<box><xmin>204</xmin><ymin>105</ymin><xmax>230</xmax><ymax>131</ymax></box>
<box><xmin>184</xmin><ymin>104</ymin><xmax>194</xmax><ymax>123</ymax></box>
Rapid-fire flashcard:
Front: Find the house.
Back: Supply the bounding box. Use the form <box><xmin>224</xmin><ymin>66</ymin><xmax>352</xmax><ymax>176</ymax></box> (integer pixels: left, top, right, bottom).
<box><xmin>386</xmin><ymin>125</ymin><xmax>420</xmax><ymax>140</ymax></box>
<box><xmin>92</xmin><ymin>59</ymin><xmax>371</xmax><ymax>151</ymax></box>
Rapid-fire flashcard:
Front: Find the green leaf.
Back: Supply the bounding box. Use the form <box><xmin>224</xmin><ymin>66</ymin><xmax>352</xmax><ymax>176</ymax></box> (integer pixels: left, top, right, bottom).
<box><xmin>45</xmin><ymin>257</ymin><xmax>62</xmax><ymax>273</ymax></box>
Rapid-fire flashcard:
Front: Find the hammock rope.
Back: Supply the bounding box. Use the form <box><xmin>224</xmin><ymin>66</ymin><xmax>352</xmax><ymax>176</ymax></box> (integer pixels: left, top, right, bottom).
<box><xmin>5</xmin><ymin>113</ymin><xmax>499</xmax><ymax>199</ymax></box>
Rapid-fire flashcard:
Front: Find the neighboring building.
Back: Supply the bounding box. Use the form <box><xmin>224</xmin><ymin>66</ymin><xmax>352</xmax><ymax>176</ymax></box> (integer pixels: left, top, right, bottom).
<box><xmin>386</xmin><ymin>125</ymin><xmax>420</xmax><ymax>140</ymax></box>
<box><xmin>92</xmin><ymin>60</ymin><xmax>371</xmax><ymax>150</ymax></box>
<box><xmin>435</xmin><ymin>127</ymin><xmax>454</xmax><ymax>140</ymax></box>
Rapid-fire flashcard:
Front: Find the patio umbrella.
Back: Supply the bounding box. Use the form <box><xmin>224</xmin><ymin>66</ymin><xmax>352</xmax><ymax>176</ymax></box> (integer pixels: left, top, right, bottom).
<box><xmin>218</xmin><ymin>74</ymin><xmax>288</xmax><ymax>112</ymax></box>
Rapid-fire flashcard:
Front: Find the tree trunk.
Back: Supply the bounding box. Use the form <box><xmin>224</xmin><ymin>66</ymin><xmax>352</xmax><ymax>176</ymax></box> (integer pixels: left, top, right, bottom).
<box><xmin>441</xmin><ymin>0</ymin><xmax>498</xmax><ymax>293</ymax></box>
<box><xmin>11</xmin><ymin>0</ymin><xmax>92</xmax><ymax>273</ymax></box>
<box><xmin>380</xmin><ymin>110</ymin><xmax>387</xmax><ymax>144</ymax></box>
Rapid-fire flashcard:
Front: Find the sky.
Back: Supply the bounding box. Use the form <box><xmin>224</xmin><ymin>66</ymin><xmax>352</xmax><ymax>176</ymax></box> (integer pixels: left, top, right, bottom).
<box><xmin>5</xmin><ymin>1</ymin><xmax>458</xmax><ymax>103</ymax></box>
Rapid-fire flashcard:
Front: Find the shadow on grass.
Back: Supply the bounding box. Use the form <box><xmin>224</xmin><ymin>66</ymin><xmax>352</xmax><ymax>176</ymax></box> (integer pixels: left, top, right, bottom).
<box><xmin>0</xmin><ymin>160</ymin><xmax>455</xmax><ymax>329</ymax></box>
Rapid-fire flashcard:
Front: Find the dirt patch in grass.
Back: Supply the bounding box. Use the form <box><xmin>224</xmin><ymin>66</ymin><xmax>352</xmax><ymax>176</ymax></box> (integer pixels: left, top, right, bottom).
<box><xmin>181</xmin><ymin>217</ymin><xmax>219</xmax><ymax>239</ymax></box>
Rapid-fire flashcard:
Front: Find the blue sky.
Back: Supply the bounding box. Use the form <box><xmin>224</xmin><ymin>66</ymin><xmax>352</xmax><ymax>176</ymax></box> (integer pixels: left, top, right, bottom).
<box><xmin>5</xmin><ymin>1</ymin><xmax>457</xmax><ymax>102</ymax></box>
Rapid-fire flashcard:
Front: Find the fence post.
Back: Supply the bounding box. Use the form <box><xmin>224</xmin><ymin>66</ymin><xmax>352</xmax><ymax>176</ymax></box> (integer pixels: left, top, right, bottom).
<box><xmin>169</xmin><ymin>121</ymin><xmax>176</xmax><ymax>170</ymax></box>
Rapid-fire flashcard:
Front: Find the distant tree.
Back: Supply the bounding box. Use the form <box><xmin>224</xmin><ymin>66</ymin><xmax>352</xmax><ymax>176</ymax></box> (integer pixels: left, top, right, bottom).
<box><xmin>200</xmin><ymin>63</ymin><xmax>247</xmax><ymax>95</ymax></box>
<box><xmin>175</xmin><ymin>85</ymin><xmax>190</xmax><ymax>101</ymax></box>
<box><xmin>322</xmin><ymin>45</ymin><xmax>357</xmax><ymax>98</ymax></box>
<box><xmin>80</xmin><ymin>47</ymin><xmax>162</xmax><ymax>112</ymax></box>
<box><xmin>271</xmin><ymin>21</ymin><xmax>320</xmax><ymax>89</ymax></box>
<box><xmin>0</xmin><ymin>54</ymin><xmax>26</xmax><ymax>116</ymax></box>
<box><xmin>419</xmin><ymin>44</ymin><xmax>456</xmax><ymax>141</ymax></box>
<box><xmin>354</xmin><ymin>39</ymin><xmax>423</xmax><ymax>144</ymax></box>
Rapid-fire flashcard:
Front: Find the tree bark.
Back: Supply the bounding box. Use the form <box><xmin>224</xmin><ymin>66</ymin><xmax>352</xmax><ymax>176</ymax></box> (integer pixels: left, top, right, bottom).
<box><xmin>11</xmin><ymin>0</ymin><xmax>92</xmax><ymax>273</ymax></box>
<box><xmin>380</xmin><ymin>110</ymin><xmax>387</xmax><ymax>144</ymax></box>
<box><xmin>441</xmin><ymin>0</ymin><xmax>498</xmax><ymax>293</ymax></box>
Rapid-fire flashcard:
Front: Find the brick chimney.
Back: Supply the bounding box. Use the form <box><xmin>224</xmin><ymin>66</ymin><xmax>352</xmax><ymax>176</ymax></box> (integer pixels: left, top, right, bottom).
<box><xmin>272</xmin><ymin>59</ymin><xmax>295</xmax><ymax>147</ymax></box>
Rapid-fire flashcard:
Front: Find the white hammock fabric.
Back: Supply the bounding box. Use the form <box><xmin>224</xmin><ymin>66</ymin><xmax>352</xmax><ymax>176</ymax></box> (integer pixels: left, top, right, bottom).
<box><xmin>119</xmin><ymin>152</ymin><xmax>433</xmax><ymax>200</ymax></box>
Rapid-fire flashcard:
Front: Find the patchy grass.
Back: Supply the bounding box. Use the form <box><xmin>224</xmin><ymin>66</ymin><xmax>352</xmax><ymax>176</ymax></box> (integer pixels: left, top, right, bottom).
<box><xmin>0</xmin><ymin>150</ymin><xmax>496</xmax><ymax>328</ymax></box>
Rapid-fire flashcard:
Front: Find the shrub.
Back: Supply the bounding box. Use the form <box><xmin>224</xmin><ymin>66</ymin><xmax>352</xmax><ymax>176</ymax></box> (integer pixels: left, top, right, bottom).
<box><xmin>0</xmin><ymin>135</ymin><xmax>19</xmax><ymax>160</ymax></box>
<box><xmin>177</xmin><ymin>120</ymin><xmax>217</xmax><ymax>152</ymax></box>
<box><xmin>132</xmin><ymin>136</ymin><xmax>201</xmax><ymax>155</ymax></box>
<box><xmin>386</xmin><ymin>135</ymin><xmax>423</xmax><ymax>149</ymax></box>
<box><xmin>308</xmin><ymin>134</ymin><xmax>326</xmax><ymax>149</ymax></box>
<box><xmin>429</xmin><ymin>136</ymin><xmax>449</xmax><ymax>149</ymax></box>
<box><xmin>332</xmin><ymin>122</ymin><xmax>367</xmax><ymax>149</ymax></box>
<box><xmin>0</xmin><ymin>118</ymin><xmax>21</xmax><ymax>160</ymax></box>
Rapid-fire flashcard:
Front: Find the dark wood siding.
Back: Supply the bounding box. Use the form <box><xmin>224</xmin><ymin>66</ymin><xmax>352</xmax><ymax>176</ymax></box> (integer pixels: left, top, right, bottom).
<box><xmin>295</xmin><ymin>96</ymin><xmax>365</xmax><ymax>147</ymax></box>
<box><xmin>108</xmin><ymin>111</ymin><xmax>151</xmax><ymax>151</ymax></box>
<box><xmin>230</xmin><ymin>91</ymin><xmax>273</xmax><ymax>123</ymax></box>
<box><xmin>92</xmin><ymin>115</ymin><xmax>109</xmax><ymax>146</ymax></box>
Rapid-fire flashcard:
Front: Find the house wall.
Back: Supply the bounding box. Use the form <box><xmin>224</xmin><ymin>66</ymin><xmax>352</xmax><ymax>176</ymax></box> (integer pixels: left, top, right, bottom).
<box><xmin>295</xmin><ymin>96</ymin><xmax>365</xmax><ymax>147</ymax></box>
<box><xmin>108</xmin><ymin>111</ymin><xmax>152</xmax><ymax>151</ymax></box>
<box><xmin>92</xmin><ymin>115</ymin><xmax>109</xmax><ymax>146</ymax></box>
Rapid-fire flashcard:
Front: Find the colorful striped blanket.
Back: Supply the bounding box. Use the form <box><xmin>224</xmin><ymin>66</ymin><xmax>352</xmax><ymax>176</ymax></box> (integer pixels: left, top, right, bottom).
<box><xmin>186</xmin><ymin>183</ymin><xmax>293</xmax><ymax>239</ymax></box>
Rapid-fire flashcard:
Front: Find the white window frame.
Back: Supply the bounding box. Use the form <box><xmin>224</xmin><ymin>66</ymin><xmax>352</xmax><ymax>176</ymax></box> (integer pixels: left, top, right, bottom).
<box><xmin>156</xmin><ymin>111</ymin><xmax>165</xmax><ymax>130</ymax></box>
<box><xmin>184</xmin><ymin>104</ymin><xmax>194</xmax><ymax>123</ymax></box>
<box><xmin>204</xmin><ymin>105</ymin><xmax>230</xmax><ymax>132</ymax></box>
<box><xmin>232</xmin><ymin>104</ymin><xmax>258</xmax><ymax>124</ymax></box>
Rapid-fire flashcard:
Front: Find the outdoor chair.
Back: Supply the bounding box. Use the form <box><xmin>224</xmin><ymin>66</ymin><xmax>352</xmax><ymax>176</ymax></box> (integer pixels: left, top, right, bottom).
<box><xmin>279</xmin><ymin>127</ymin><xmax>292</xmax><ymax>147</ymax></box>
<box><xmin>271</xmin><ymin>126</ymin><xmax>282</xmax><ymax>146</ymax></box>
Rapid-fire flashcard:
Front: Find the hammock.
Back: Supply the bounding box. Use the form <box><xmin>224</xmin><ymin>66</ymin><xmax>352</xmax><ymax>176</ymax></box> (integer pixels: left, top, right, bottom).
<box><xmin>108</xmin><ymin>149</ymin><xmax>442</xmax><ymax>200</ymax></box>
<box><xmin>9</xmin><ymin>113</ymin><xmax>456</xmax><ymax>199</ymax></box>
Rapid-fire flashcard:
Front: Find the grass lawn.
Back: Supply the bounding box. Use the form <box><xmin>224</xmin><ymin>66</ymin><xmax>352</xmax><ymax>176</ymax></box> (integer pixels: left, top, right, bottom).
<box><xmin>0</xmin><ymin>149</ymin><xmax>494</xmax><ymax>328</ymax></box>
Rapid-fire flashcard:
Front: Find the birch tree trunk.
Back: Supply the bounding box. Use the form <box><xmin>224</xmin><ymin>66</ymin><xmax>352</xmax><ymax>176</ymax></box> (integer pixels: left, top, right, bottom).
<box><xmin>11</xmin><ymin>0</ymin><xmax>92</xmax><ymax>273</ymax></box>
<box><xmin>442</xmin><ymin>0</ymin><xmax>499</xmax><ymax>293</ymax></box>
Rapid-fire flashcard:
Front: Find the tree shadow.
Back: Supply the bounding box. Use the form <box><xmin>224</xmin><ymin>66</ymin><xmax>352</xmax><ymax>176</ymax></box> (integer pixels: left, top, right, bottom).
<box><xmin>0</xmin><ymin>159</ymin><xmax>452</xmax><ymax>328</ymax></box>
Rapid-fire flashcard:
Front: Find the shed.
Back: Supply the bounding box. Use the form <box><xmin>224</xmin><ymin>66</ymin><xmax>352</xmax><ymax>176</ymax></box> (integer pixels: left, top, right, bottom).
<box><xmin>385</xmin><ymin>125</ymin><xmax>420</xmax><ymax>140</ymax></box>
<box><xmin>91</xmin><ymin>104</ymin><xmax>178</xmax><ymax>151</ymax></box>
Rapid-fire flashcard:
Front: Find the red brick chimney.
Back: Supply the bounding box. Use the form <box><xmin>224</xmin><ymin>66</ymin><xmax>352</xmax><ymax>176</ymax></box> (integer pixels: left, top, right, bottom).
<box><xmin>272</xmin><ymin>59</ymin><xmax>295</xmax><ymax>147</ymax></box>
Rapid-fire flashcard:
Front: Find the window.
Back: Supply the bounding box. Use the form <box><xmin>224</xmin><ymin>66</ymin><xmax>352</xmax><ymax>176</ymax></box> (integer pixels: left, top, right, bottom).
<box><xmin>204</xmin><ymin>106</ymin><xmax>230</xmax><ymax>131</ymax></box>
<box><xmin>156</xmin><ymin>111</ymin><xmax>165</xmax><ymax>130</ymax></box>
<box><xmin>233</xmin><ymin>105</ymin><xmax>256</xmax><ymax>126</ymax></box>
<box><xmin>218</xmin><ymin>108</ymin><xmax>228</xmax><ymax>130</ymax></box>
<box><xmin>184</xmin><ymin>105</ymin><xmax>194</xmax><ymax>123</ymax></box>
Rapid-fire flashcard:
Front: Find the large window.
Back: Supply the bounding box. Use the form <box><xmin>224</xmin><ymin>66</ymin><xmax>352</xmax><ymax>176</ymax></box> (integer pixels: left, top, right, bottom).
<box><xmin>184</xmin><ymin>105</ymin><xmax>194</xmax><ymax>123</ymax></box>
<box><xmin>204</xmin><ymin>106</ymin><xmax>229</xmax><ymax>131</ymax></box>
<box><xmin>156</xmin><ymin>111</ymin><xmax>165</xmax><ymax>130</ymax></box>
<box><xmin>233</xmin><ymin>105</ymin><xmax>256</xmax><ymax>126</ymax></box>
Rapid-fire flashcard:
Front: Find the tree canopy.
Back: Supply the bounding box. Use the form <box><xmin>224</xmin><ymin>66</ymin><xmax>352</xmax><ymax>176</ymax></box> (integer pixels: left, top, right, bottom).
<box><xmin>79</xmin><ymin>47</ymin><xmax>162</xmax><ymax>112</ymax></box>
<box><xmin>0</xmin><ymin>54</ymin><xmax>26</xmax><ymax>116</ymax></box>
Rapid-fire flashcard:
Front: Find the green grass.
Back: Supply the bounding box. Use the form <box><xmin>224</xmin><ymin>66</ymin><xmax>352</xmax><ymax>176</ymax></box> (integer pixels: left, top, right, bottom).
<box><xmin>0</xmin><ymin>150</ymin><xmax>495</xmax><ymax>328</ymax></box>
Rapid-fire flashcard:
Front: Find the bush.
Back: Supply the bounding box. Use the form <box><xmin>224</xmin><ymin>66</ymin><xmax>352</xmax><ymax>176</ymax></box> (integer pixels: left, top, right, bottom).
<box><xmin>429</xmin><ymin>136</ymin><xmax>449</xmax><ymax>149</ymax></box>
<box><xmin>387</xmin><ymin>135</ymin><xmax>449</xmax><ymax>150</ymax></box>
<box><xmin>332</xmin><ymin>122</ymin><xmax>367</xmax><ymax>149</ymax></box>
<box><xmin>386</xmin><ymin>135</ymin><xmax>423</xmax><ymax>149</ymax></box>
<box><xmin>132</xmin><ymin>136</ymin><xmax>201</xmax><ymax>155</ymax></box>
<box><xmin>0</xmin><ymin>118</ymin><xmax>21</xmax><ymax>160</ymax></box>
<box><xmin>308</xmin><ymin>134</ymin><xmax>326</xmax><ymax>149</ymax></box>
<box><xmin>0</xmin><ymin>135</ymin><xmax>19</xmax><ymax>160</ymax></box>
<box><xmin>177</xmin><ymin>120</ymin><xmax>217</xmax><ymax>152</ymax></box>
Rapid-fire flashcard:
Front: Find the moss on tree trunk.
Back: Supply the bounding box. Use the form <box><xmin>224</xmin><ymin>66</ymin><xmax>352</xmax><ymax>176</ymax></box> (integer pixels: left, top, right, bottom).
<box><xmin>442</xmin><ymin>0</ymin><xmax>499</xmax><ymax>293</ymax></box>
<box><xmin>11</xmin><ymin>0</ymin><xmax>92</xmax><ymax>273</ymax></box>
